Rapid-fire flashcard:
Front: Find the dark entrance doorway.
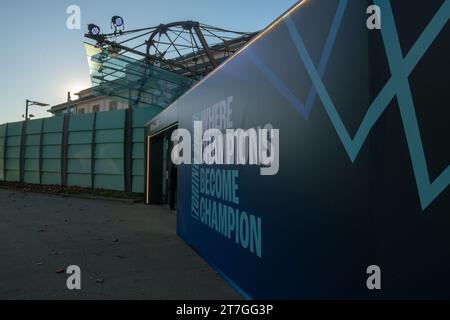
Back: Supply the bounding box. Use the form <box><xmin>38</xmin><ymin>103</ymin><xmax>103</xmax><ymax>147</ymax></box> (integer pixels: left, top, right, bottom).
<box><xmin>145</xmin><ymin>124</ymin><xmax>177</xmax><ymax>207</ymax></box>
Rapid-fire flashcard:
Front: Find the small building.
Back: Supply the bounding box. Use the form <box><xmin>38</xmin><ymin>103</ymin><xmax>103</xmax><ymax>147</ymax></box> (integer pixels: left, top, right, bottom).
<box><xmin>48</xmin><ymin>87</ymin><xmax>129</xmax><ymax>116</ymax></box>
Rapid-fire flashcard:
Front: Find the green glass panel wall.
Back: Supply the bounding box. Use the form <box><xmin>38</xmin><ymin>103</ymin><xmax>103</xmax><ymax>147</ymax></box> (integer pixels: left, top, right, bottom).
<box><xmin>1</xmin><ymin>106</ymin><xmax>161</xmax><ymax>195</ymax></box>
<box><xmin>67</xmin><ymin>113</ymin><xmax>95</xmax><ymax>188</ymax></box>
<box><xmin>0</xmin><ymin>123</ymin><xmax>6</xmax><ymax>181</ymax></box>
<box><xmin>93</xmin><ymin>110</ymin><xmax>125</xmax><ymax>191</ymax></box>
<box><xmin>41</xmin><ymin>117</ymin><xmax>63</xmax><ymax>185</ymax></box>
<box><xmin>24</xmin><ymin>119</ymin><xmax>43</xmax><ymax>184</ymax></box>
<box><xmin>5</xmin><ymin>122</ymin><xmax>23</xmax><ymax>182</ymax></box>
<box><xmin>131</xmin><ymin>108</ymin><xmax>160</xmax><ymax>193</ymax></box>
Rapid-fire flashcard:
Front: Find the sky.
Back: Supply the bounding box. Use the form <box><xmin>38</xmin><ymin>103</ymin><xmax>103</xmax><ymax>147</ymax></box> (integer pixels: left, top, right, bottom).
<box><xmin>0</xmin><ymin>0</ymin><xmax>298</xmax><ymax>123</ymax></box>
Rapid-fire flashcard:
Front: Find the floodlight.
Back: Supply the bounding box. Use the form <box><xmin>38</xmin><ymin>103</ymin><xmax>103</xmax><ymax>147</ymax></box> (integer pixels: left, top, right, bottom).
<box><xmin>112</xmin><ymin>16</ymin><xmax>124</xmax><ymax>28</ymax></box>
<box><xmin>88</xmin><ymin>24</ymin><xmax>101</xmax><ymax>36</ymax></box>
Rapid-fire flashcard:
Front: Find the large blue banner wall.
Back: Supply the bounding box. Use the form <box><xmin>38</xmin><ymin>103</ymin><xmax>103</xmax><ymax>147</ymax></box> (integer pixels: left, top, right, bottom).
<box><xmin>154</xmin><ymin>0</ymin><xmax>450</xmax><ymax>299</ymax></box>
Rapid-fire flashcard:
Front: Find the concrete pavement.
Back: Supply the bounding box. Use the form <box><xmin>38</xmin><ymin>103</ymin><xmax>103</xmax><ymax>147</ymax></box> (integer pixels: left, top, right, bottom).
<box><xmin>0</xmin><ymin>188</ymin><xmax>240</xmax><ymax>300</ymax></box>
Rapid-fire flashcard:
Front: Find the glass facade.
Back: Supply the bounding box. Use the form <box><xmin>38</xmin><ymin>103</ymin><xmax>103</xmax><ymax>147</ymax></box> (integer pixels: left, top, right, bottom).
<box><xmin>85</xmin><ymin>43</ymin><xmax>196</xmax><ymax>110</ymax></box>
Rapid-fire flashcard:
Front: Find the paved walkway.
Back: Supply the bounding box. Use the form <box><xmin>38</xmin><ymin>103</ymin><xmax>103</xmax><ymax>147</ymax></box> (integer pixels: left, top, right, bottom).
<box><xmin>0</xmin><ymin>189</ymin><xmax>240</xmax><ymax>300</ymax></box>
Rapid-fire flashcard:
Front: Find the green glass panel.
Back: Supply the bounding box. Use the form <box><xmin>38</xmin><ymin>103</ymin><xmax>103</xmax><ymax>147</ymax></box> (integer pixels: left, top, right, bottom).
<box><xmin>6</xmin><ymin>136</ymin><xmax>21</xmax><ymax>147</ymax></box>
<box><xmin>68</xmin><ymin>144</ymin><xmax>92</xmax><ymax>158</ymax></box>
<box><xmin>25</xmin><ymin>146</ymin><xmax>40</xmax><ymax>158</ymax></box>
<box><xmin>132</xmin><ymin>159</ymin><xmax>145</xmax><ymax>175</ymax></box>
<box><xmin>26</xmin><ymin>119</ymin><xmax>43</xmax><ymax>134</ymax></box>
<box><xmin>0</xmin><ymin>124</ymin><xmax>7</xmax><ymax>137</ymax></box>
<box><xmin>94</xmin><ymin>144</ymin><xmax>123</xmax><ymax>159</ymax></box>
<box><xmin>41</xmin><ymin>159</ymin><xmax>61</xmax><ymax>172</ymax></box>
<box><xmin>95</xmin><ymin>111</ymin><xmax>125</xmax><ymax>129</ymax></box>
<box><xmin>67</xmin><ymin>174</ymin><xmax>91</xmax><ymax>188</ymax></box>
<box><xmin>0</xmin><ymin>140</ymin><xmax>4</xmax><ymax>157</ymax></box>
<box><xmin>68</xmin><ymin>132</ymin><xmax>93</xmax><ymax>145</ymax></box>
<box><xmin>43</xmin><ymin>117</ymin><xmax>63</xmax><ymax>133</ymax></box>
<box><xmin>95</xmin><ymin>130</ymin><xmax>123</xmax><ymax>143</ymax></box>
<box><xmin>42</xmin><ymin>145</ymin><xmax>61</xmax><ymax>159</ymax></box>
<box><xmin>5</xmin><ymin>146</ymin><xmax>20</xmax><ymax>158</ymax></box>
<box><xmin>67</xmin><ymin>159</ymin><xmax>91</xmax><ymax>174</ymax></box>
<box><xmin>5</xmin><ymin>170</ymin><xmax>19</xmax><ymax>182</ymax></box>
<box><xmin>5</xmin><ymin>158</ymin><xmax>19</xmax><ymax>170</ymax></box>
<box><xmin>94</xmin><ymin>159</ymin><xmax>123</xmax><ymax>174</ymax></box>
<box><xmin>94</xmin><ymin>175</ymin><xmax>124</xmax><ymax>191</ymax></box>
<box><xmin>6</xmin><ymin>122</ymin><xmax>23</xmax><ymax>136</ymax></box>
<box><xmin>133</xmin><ymin>108</ymin><xmax>161</xmax><ymax>127</ymax></box>
<box><xmin>69</xmin><ymin>113</ymin><xmax>95</xmax><ymax>131</ymax></box>
<box><xmin>41</xmin><ymin>172</ymin><xmax>60</xmax><ymax>185</ymax></box>
<box><xmin>24</xmin><ymin>171</ymin><xmax>40</xmax><ymax>184</ymax></box>
<box><xmin>131</xmin><ymin>128</ymin><xmax>145</xmax><ymax>143</ymax></box>
<box><xmin>42</xmin><ymin>133</ymin><xmax>62</xmax><ymax>145</ymax></box>
<box><xmin>24</xmin><ymin>159</ymin><xmax>39</xmax><ymax>171</ymax></box>
<box><xmin>132</xmin><ymin>176</ymin><xmax>144</xmax><ymax>194</ymax></box>
<box><xmin>25</xmin><ymin>134</ymin><xmax>40</xmax><ymax>146</ymax></box>
<box><xmin>132</xmin><ymin>143</ymin><xmax>144</xmax><ymax>158</ymax></box>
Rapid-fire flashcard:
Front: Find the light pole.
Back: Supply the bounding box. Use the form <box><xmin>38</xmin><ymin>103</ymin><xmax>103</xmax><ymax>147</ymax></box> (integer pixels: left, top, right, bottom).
<box><xmin>25</xmin><ymin>99</ymin><xmax>50</xmax><ymax>121</ymax></box>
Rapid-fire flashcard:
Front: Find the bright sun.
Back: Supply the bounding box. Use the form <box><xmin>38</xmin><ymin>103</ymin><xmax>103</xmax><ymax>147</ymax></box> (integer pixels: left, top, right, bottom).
<box><xmin>66</xmin><ymin>83</ymin><xmax>88</xmax><ymax>99</ymax></box>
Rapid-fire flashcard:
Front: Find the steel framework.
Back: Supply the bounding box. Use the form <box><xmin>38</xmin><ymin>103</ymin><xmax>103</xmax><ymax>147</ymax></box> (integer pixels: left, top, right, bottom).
<box><xmin>85</xmin><ymin>21</ymin><xmax>258</xmax><ymax>80</ymax></box>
